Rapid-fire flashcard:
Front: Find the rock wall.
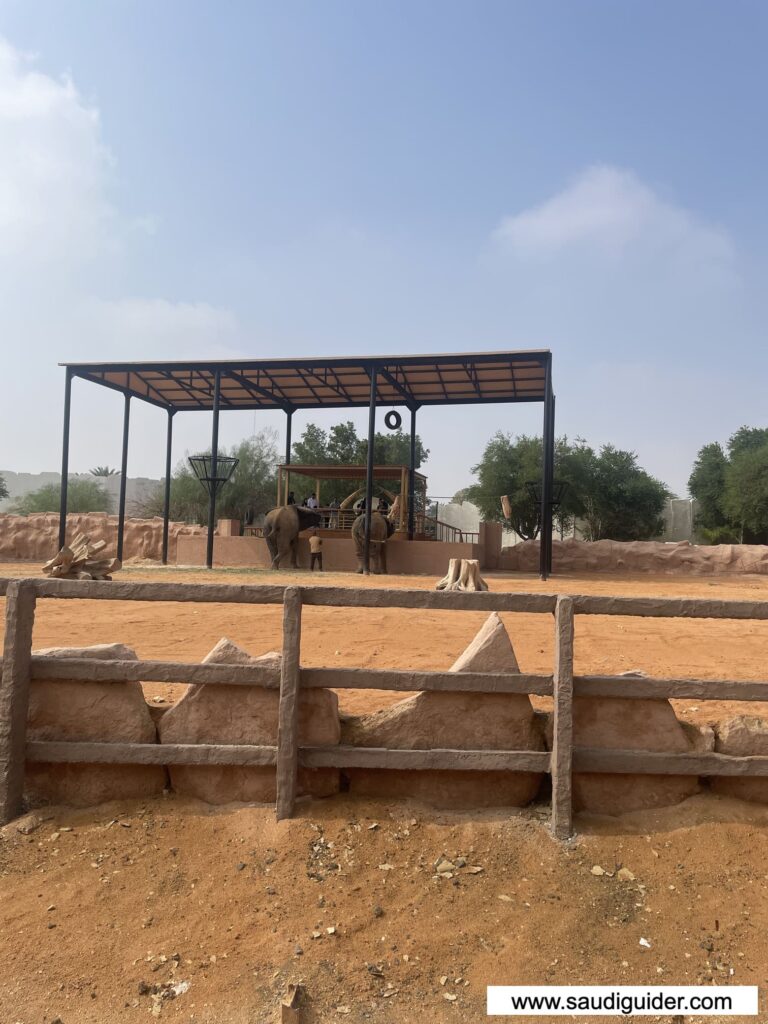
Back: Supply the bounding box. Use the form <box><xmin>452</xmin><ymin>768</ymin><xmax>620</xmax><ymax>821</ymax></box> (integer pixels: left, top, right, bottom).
<box><xmin>20</xmin><ymin>628</ymin><xmax>768</xmax><ymax>817</ymax></box>
<box><xmin>501</xmin><ymin>538</ymin><xmax>768</xmax><ymax>575</ymax></box>
<box><xmin>0</xmin><ymin>513</ymin><xmax>204</xmax><ymax>563</ymax></box>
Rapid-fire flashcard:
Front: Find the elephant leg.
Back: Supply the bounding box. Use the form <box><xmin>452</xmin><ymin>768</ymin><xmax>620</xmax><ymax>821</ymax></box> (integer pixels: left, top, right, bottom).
<box><xmin>267</xmin><ymin>536</ymin><xmax>282</xmax><ymax>570</ymax></box>
<box><xmin>371</xmin><ymin>542</ymin><xmax>381</xmax><ymax>574</ymax></box>
<box><xmin>380</xmin><ymin>542</ymin><xmax>387</xmax><ymax>575</ymax></box>
<box><xmin>353</xmin><ymin>530</ymin><xmax>365</xmax><ymax>573</ymax></box>
<box><xmin>290</xmin><ymin>537</ymin><xmax>299</xmax><ymax>569</ymax></box>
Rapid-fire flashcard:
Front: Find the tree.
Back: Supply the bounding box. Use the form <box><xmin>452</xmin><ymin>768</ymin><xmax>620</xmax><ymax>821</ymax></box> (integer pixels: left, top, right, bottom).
<box><xmin>0</xmin><ymin>474</ymin><xmax>8</xmax><ymax>501</ymax></box>
<box><xmin>291</xmin><ymin>424</ymin><xmax>330</xmax><ymax>466</ymax></box>
<box><xmin>137</xmin><ymin>429</ymin><xmax>279</xmax><ymax>525</ymax></box>
<box><xmin>688</xmin><ymin>426</ymin><xmax>768</xmax><ymax>544</ymax></box>
<box><xmin>90</xmin><ymin>466</ymin><xmax>120</xmax><ymax>477</ymax></box>
<box><xmin>579</xmin><ymin>445</ymin><xmax>670</xmax><ymax>541</ymax></box>
<box><xmin>11</xmin><ymin>478</ymin><xmax>112</xmax><ymax>514</ymax></box>
<box><xmin>289</xmin><ymin>420</ymin><xmax>428</xmax><ymax>505</ymax></box>
<box><xmin>464</xmin><ymin>433</ymin><xmax>547</xmax><ymax>539</ymax></box>
<box><xmin>466</xmin><ymin>432</ymin><xmax>670</xmax><ymax>542</ymax></box>
<box><xmin>722</xmin><ymin>440</ymin><xmax>768</xmax><ymax>543</ymax></box>
<box><xmin>688</xmin><ymin>442</ymin><xmax>732</xmax><ymax>541</ymax></box>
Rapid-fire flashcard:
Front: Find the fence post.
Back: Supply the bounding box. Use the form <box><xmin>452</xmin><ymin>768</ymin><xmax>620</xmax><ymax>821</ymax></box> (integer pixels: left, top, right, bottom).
<box><xmin>276</xmin><ymin>586</ymin><xmax>303</xmax><ymax>821</ymax></box>
<box><xmin>551</xmin><ymin>595</ymin><xmax>574</xmax><ymax>839</ymax></box>
<box><xmin>0</xmin><ymin>581</ymin><xmax>37</xmax><ymax>825</ymax></box>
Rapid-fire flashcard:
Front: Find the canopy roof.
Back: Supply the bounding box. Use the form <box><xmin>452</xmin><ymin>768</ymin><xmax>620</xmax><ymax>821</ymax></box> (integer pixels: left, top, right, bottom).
<box><xmin>61</xmin><ymin>350</ymin><xmax>550</xmax><ymax>412</ymax></box>
<box><xmin>279</xmin><ymin>463</ymin><xmax>427</xmax><ymax>483</ymax></box>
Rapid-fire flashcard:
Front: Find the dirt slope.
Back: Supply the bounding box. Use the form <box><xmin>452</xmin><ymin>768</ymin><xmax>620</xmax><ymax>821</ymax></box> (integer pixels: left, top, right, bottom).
<box><xmin>2</xmin><ymin>793</ymin><xmax>768</xmax><ymax>1024</ymax></box>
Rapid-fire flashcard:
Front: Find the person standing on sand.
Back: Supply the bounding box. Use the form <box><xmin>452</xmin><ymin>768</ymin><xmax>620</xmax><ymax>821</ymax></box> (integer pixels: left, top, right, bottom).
<box><xmin>309</xmin><ymin>528</ymin><xmax>323</xmax><ymax>571</ymax></box>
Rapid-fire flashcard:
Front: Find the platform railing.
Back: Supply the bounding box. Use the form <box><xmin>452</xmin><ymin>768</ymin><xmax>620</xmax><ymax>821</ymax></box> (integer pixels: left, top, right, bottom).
<box><xmin>3</xmin><ymin>578</ymin><xmax>768</xmax><ymax>838</ymax></box>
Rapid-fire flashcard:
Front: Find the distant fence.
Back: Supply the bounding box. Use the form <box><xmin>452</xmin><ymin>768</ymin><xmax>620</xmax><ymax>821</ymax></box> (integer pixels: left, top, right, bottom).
<box><xmin>3</xmin><ymin>578</ymin><xmax>768</xmax><ymax>838</ymax></box>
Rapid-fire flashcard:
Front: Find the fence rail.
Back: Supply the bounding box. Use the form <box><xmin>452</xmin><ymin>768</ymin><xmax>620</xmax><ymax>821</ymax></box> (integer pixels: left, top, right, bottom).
<box><xmin>2</xmin><ymin>576</ymin><xmax>768</xmax><ymax>839</ymax></box>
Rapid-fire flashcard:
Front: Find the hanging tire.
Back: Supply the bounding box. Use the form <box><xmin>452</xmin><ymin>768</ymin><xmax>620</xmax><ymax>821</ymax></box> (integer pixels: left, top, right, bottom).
<box><xmin>384</xmin><ymin>410</ymin><xmax>402</xmax><ymax>430</ymax></box>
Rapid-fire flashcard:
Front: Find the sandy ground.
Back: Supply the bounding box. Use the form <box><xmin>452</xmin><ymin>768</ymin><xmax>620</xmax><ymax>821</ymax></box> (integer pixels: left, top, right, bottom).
<box><xmin>3</xmin><ymin>562</ymin><xmax>768</xmax><ymax>1022</ymax></box>
<box><xmin>3</xmin><ymin>561</ymin><xmax>768</xmax><ymax>725</ymax></box>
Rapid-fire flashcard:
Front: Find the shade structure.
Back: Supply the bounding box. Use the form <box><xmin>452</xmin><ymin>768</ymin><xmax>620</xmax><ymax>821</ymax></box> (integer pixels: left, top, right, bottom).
<box><xmin>60</xmin><ymin>350</ymin><xmax>549</xmax><ymax>411</ymax></box>
<box><xmin>56</xmin><ymin>349</ymin><xmax>556</xmax><ymax>577</ymax></box>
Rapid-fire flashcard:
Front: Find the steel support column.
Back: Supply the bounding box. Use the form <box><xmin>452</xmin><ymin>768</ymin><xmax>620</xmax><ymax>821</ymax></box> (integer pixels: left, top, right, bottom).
<box><xmin>539</xmin><ymin>359</ymin><xmax>554</xmax><ymax>580</ymax></box>
<box><xmin>549</xmin><ymin>394</ymin><xmax>556</xmax><ymax>571</ymax></box>
<box><xmin>57</xmin><ymin>369</ymin><xmax>73</xmax><ymax>551</ymax></box>
<box><xmin>408</xmin><ymin>406</ymin><xmax>417</xmax><ymax>540</ymax></box>
<box><xmin>161</xmin><ymin>409</ymin><xmax>175</xmax><ymax>565</ymax></box>
<box><xmin>363</xmin><ymin>367</ymin><xmax>377</xmax><ymax>574</ymax></box>
<box><xmin>206</xmin><ymin>371</ymin><xmax>221</xmax><ymax>570</ymax></box>
<box><xmin>285</xmin><ymin>408</ymin><xmax>293</xmax><ymax>465</ymax></box>
<box><xmin>116</xmin><ymin>394</ymin><xmax>131</xmax><ymax>562</ymax></box>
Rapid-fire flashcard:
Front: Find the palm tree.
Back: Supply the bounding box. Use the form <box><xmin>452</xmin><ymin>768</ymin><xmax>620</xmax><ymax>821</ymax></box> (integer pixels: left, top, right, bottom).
<box><xmin>90</xmin><ymin>466</ymin><xmax>120</xmax><ymax>477</ymax></box>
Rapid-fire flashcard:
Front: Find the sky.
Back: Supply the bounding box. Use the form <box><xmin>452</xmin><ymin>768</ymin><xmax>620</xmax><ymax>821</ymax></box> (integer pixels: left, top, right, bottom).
<box><xmin>0</xmin><ymin>0</ymin><xmax>767</xmax><ymax>499</ymax></box>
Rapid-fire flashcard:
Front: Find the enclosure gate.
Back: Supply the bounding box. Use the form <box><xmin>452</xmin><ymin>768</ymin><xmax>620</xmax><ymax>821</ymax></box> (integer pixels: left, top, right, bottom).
<box><xmin>4</xmin><ymin>577</ymin><xmax>768</xmax><ymax>838</ymax></box>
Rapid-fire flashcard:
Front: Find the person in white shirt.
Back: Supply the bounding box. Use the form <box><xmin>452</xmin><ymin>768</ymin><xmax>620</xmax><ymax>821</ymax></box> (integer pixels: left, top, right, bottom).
<box><xmin>306</xmin><ymin>493</ymin><xmax>319</xmax><ymax>509</ymax></box>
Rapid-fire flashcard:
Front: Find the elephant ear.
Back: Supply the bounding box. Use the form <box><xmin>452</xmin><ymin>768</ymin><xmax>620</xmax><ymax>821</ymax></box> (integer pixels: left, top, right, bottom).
<box><xmin>295</xmin><ymin>506</ymin><xmax>322</xmax><ymax>530</ymax></box>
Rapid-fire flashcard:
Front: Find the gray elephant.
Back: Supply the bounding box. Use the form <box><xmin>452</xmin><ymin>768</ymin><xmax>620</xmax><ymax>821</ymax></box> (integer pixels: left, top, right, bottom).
<box><xmin>352</xmin><ymin>512</ymin><xmax>394</xmax><ymax>574</ymax></box>
<box><xmin>263</xmin><ymin>505</ymin><xmax>322</xmax><ymax>569</ymax></box>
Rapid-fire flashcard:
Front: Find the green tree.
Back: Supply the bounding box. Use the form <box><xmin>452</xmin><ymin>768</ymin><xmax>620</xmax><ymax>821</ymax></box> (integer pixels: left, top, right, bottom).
<box><xmin>0</xmin><ymin>473</ymin><xmax>8</xmax><ymax>501</ymax></box>
<box><xmin>579</xmin><ymin>445</ymin><xmax>670</xmax><ymax>541</ymax></box>
<box><xmin>138</xmin><ymin>429</ymin><xmax>279</xmax><ymax>525</ymax></box>
<box><xmin>722</xmin><ymin>440</ymin><xmax>768</xmax><ymax>543</ymax></box>
<box><xmin>727</xmin><ymin>426</ymin><xmax>768</xmax><ymax>460</ymax></box>
<box><xmin>688</xmin><ymin>442</ymin><xmax>732</xmax><ymax>541</ymax></box>
<box><xmin>465</xmin><ymin>433</ymin><xmax>546</xmax><ymax>539</ymax></box>
<box><xmin>327</xmin><ymin>421</ymin><xmax>362</xmax><ymax>463</ymax></box>
<box><xmin>292</xmin><ymin>424</ymin><xmax>330</xmax><ymax>465</ymax></box>
<box><xmin>687</xmin><ymin>426</ymin><xmax>768</xmax><ymax>544</ymax></box>
<box><xmin>466</xmin><ymin>432</ymin><xmax>670</xmax><ymax>542</ymax></box>
<box><xmin>290</xmin><ymin>420</ymin><xmax>428</xmax><ymax>505</ymax></box>
<box><xmin>11</xmin><ymin>478</ymin><xmax>112</xmax><ymax>514</ymax></box>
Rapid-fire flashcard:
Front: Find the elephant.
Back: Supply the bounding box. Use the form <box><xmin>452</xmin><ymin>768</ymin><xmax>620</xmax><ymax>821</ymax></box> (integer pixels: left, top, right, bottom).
<box><xmin>263</xmin><ymin>505</ymin><xmax>322</xmax><ymax>569</ymax></box>
<box><xmin>352</xmin><ymin>511</ymin><xmax>394</xmax><ymax>574</ymax></box>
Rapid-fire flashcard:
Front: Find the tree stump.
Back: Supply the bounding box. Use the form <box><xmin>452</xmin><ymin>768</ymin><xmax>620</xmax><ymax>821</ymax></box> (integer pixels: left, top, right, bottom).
<box><xmin>435</xmin><ymin>558</ymin><xmax>489</xmax><ymax>592</ymax></box>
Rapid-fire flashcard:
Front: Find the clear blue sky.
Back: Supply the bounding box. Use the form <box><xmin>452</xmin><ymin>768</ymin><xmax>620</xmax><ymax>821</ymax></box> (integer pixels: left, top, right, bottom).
<box><xmin>1</xmin><ymin>0</ymin><xmax>766</xmax><ymax>496</ymax></box>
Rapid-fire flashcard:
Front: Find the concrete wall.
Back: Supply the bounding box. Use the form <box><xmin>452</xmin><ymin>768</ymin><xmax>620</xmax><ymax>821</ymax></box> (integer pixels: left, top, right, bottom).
<box><xmin>176</xmin><ymin>534</ymin><xmax>482</xmax><ymax>575</ymax></box>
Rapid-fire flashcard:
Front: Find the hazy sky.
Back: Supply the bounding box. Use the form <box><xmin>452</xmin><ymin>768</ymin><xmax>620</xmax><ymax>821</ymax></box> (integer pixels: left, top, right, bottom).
<box><xmin>1</xmin><ymin>1</ymin><xmax>766</xmax><ymax>498</ymax></box>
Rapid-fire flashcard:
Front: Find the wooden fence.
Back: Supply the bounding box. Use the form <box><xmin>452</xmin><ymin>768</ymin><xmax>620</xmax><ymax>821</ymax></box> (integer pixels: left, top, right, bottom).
<box><xmin>3</xmin><ymin>577</ymin><xmax>768</xmax><ymax>839</ymax></box>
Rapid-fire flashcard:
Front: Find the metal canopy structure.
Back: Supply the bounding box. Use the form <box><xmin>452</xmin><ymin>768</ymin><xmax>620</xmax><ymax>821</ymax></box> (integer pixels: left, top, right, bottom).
<box><xmin>57</xmin><ymin>349</ymin><xmax>556</xmax><ymax>577</ymax></box>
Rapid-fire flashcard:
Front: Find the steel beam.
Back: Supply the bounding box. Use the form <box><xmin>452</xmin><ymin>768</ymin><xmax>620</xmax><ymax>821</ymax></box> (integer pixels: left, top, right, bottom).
<box><xmin>206</xmin><ymin>371</ymin><xmax>221</xmax><ymax>570</ymax></box>
<box><xmin>408</xmin><ymin>406</ymin><xmax>418</xmax><ymax>540</ymax></box>
<box><xmin>116</xmin><ymin>394</ymin><xmax>131</xmax><ymax>562</ymax></box>
<box><xmin>57</xmin><ymin>369</ymin><xmax>73</xmax><ymax>551</ymax></box>
<box><xmin>161</xmin><ymin>410</ymin><xmax>175</xmax><ymax>565</ymax></box>
<box><xmin>363</xmin><ymin>367</ymin><xmax>377</xmax><ymax>574</ymax></box>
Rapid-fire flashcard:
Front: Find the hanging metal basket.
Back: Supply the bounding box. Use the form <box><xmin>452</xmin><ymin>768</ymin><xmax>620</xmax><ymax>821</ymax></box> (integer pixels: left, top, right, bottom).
<box><xmin>188</xmin><ymin>453</ymin><xmax>239</xmax><ymax>497</ymax></box>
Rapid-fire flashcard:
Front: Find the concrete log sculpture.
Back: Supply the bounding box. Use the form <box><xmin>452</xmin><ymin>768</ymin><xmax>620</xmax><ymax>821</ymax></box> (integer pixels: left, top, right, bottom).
<box><xmin>42</xmin><ymin>532</ymin><xmax>121</xmax><ymax>580</ymax></box>
<box><xmin>435</xmin><ymin>558</ymin><xmax>488</xmax><ymax>592</ymax></box>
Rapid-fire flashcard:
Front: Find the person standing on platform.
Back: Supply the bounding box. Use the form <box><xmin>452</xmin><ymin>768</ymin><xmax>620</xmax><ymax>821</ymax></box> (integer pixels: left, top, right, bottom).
<box><xmin>309</xmin><ymin>528</ymin><xmax>323</xmax><ymax>571</ymax></box>
<box><xmin>287</xmin><ymin>491</ymin><xmax>296</xmax><ymax>505</ymax></box>
<box><xmin>329</xmin><ymin>497</ymin><xmax>340</xmax><ymax>528</ymax></box>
